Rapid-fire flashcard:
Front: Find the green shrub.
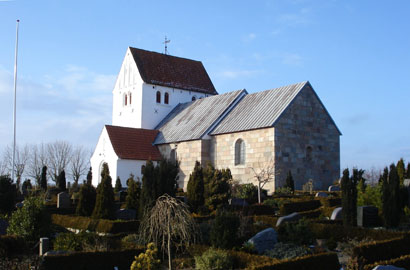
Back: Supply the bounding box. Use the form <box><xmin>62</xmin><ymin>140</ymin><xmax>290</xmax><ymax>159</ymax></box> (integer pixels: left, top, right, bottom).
<box><xmin>0</xmin><ymin>175</ymin><xmax>16</xmax><ymax>214</ymax></box>
<box><xmin>263</xmin><ymin>198</ymin><xmax>279</xmax><ymax>208</ymax></box>
<box><xmin>7</xmin><ymin>196</ymin><xmax>51</xmax><ymax>241</ymax></box>
<box><xmin>130</xmin><ymin>242</ymin><xmax>161</xmax><ymax>270</ymax></box>
<box><xmin>92</xmin><ymin>163</ymin><xmax>115</xmax><ymax>219</ymax></box>
<box><xmin>195</xmin><ymin>248</ymin><xmax>233</xmax><ymax>270</ymax></box>
<box><xmin>277</xmin><ymin>218</ymin><xmax>314</xmax><ymax>245</ymax></box>
<box><xmin>253</xmin><ymin>215</ymin><xmax>279</xmax><ymax>228</ymax></box>
<box><xmin>279</xmin><ymin>200</ymin><xmax>321</xmax><ymax>215</ymax></box>
<box><xmin>210</xmin><ymin>211</ymin><xmax>240</xmax><ymax>249</ymax></box>
<box><xmin>233</xmin><ymin>183</ymin><xmax>260</xmax><ymax>205</ymax></box>
<box><xmin>264</xmin><ymin>242</ymin><xmax>312</xmax><ymax>260</ymax></box>
<box><xmin>53</xmin><ymin>232</ymin><xmax>107</xmax><ymax>252</ymax></box>
<box><xmin>76</xmin><ymin>183</ymin><xmax>96</xmax><ymax>216</ymax></box>
<box><xmin>125</xmin><ymin>178</ymin><xmax>141</xmax><ymax>211</ymax></box>
<box><xmin>187</xmin><ymin>161</ymin><xmax>205</xmax><ymax>213</ymax></box>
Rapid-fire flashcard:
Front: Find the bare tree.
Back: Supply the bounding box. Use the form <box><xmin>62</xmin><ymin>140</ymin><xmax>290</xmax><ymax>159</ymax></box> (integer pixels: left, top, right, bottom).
<box><xmin>139</xmin><ymin>194</ymin><xmax>198</xmax><ymax>270</ymax></box>
<box><xmin>250</xmin><ymin>158</ymin><xmax>279</xmax><ymax>204</ymax></box>
<box><xmin>363</xmin><ymin>166</ymin><xmax>383</xmax><ymax>185</ymax></box>
<box><xmin>27</xmin><ymin>143</ymin><xmax>48</xmax><ymax>187</ymax></box>
<box><xmin>3</xmin><ymin>144</ymin><xmax>30</xmax><ymax>191</ymax></box>
<box><xmin>69</xmin><ymin>145</ymin><xmax>90</xmax><ymax>186</ymax></box>
<box><xmin>47</xmin><ymin>141</ymin><xmax>72</xmax><ymax>182</ymax></box>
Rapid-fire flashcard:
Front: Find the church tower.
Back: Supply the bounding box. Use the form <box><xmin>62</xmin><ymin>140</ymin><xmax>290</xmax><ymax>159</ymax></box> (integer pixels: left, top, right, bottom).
<box><xmin>112</xmin><ymin>47</ymin><xmax>218</xmax><ymax>129</ymax></box>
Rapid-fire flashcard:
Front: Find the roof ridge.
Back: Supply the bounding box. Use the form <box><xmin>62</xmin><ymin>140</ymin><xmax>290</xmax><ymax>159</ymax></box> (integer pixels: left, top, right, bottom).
<box><xmin>129</xmin><ymin>47</ymin><xmax>202</xmax><ymax>63</ymax></box>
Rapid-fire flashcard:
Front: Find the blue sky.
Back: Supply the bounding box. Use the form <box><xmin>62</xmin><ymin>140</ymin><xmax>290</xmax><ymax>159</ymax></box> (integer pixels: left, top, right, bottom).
<box><xmin>0</xmin><ymin>0</ymin><xmax>409</xmax><ymax>173</ymax></box>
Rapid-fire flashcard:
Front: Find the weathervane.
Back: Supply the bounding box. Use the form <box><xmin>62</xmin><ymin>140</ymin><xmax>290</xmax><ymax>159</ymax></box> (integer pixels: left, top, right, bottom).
<box><xmin>163</xmin><ymin>36</ymin><xmax>170</xmax><ymax>55</ymax></box>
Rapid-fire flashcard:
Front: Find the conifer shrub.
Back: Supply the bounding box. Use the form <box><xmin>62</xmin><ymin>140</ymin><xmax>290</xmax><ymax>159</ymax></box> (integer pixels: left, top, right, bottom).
<box><xmin>40</xmin><ymin>166</ymin><xmax>48</xmax><ymax>190</ymax></box>
<box><xmin>203</xmin><ymin>163</ymin><xmax>232</xmax><ymax>211</ymax></box>
<box><xmin>187</xmin><ymin>161</ymin><xmax>204</xmax><ymax>213</ymax></box>
<box><xmin>114</xmin><ymin>176</ymin><xmax>122</xmax><ymax>192</ymax></box>
<box><xmin>130</xmin><ymin>242</ymin><xmax>161</xmax><ymax>270</ymax></box>
<box><xmin>233</xmin><ymin>183</ymin><xmax>259</xmax><ymax>205</ymax></box>
<box><xmin>341</xmin><ymin>168</ymin><xmax>358</xmax><ymax>226</ymax></box>
<box><xmin>0</xmin><ymin>175</ymin><xmax>16</xmax><ymax>214</ymax></box>
<box><xmin>264</xmin><ymin>242</ymin><xmax>312</xmax><ymax>260</ymax></box>
<box><xmin>277</xmin><ymin>218</ymin><xmax>314</xmax><ymax>245</ymax></box>
<box><xmin>195</xmin><ymin>248</ymin><xmax>233</xmax><ymax>270</ymax></box>
<box><xmin>284</xmin><ymin>170</ymin><xmax>295</xmax><ymax>193</ymax></box>
<box><xmin>76</xmin><ymin>182</ymin><xmax>96</xmax><ymax>216</ymax></box>
<box><xmin>92</xmin><ymin>163</ymin><xmax>115</xmax><ymax>219</ymax></box>
<box><xmin>125</xmin><ymin>177</ymin><xmax>141</xmax><ymax>211</ymax></box>
<box><xmin>57</xmin><ymin>170</ymin><xmax>67</xmax><ymax>191</ymax></box>
<box><xmin>210</xmin><ymin>211</ymin><xmax>240</xmax><ymax>249</ymax></box>
<box><xmin>382</xmin><ymin>164</ymin><xmax>402</xmax><ymax>227</ymax></box>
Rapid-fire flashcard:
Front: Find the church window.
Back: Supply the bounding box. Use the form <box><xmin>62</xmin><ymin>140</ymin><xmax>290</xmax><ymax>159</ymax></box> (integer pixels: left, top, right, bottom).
<box><xmin>235</xmin><ymin>139</ymin><xmax>245</xmax><ymax>165</ymax></box>
<box><xmin>306</xmin><ymin>146</ymin><xmax>312</xmax><ymax>161</ymax></box>
<box><xmin>170</xmin><ymin>149</ymin><xmax>176</xmax><ymax>164</ymax></box>
<box><xmin>164</xmin><ymin>92</ymin><xmax>169</xmax><ymax>104</ymax></box>
<box><xmin>192</xmin><ymin>96</ymin><xmax>196</xmax><ymax>101</ymax></box>
<box><xmin>124</xmin><ymin>94</ymin><xmax>128</xmax><ymax>106</ymax></box>
<box><xmin>156</xmin><ymin>91</ymin><xmax>161</xmax><ymax>103</ymax></box>
<box><xmin>129</xmin><ymin>92</ymin><xmax>132</xmax><ymax>105</ymax></box>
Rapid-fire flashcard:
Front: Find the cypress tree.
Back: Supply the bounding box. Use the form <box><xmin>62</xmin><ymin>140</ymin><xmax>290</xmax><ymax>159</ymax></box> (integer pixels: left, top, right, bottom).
<box><xmin>40</xmin><ymin>166</ymin><xmax>47</xmax><ymax>190</ymax></box>
<box><xmin>0</xmin><ymin>175</ymin><xmax>16</xmax><ymax>214</ymax></box>
<box><xmin>341</xmin><ymin>168</ymin><xmax>357</xmax><ymax>226</ymax></box>
<box><xmin>114</xmin><ymin>176</ymin><xmax>122</xmax><ymax>192</ymax></box>
<box><xmin>186</xmin><ymin>161</ymin><xmax>204</xmax><ymax>212</ymax></box>
<box><xmin>285</xmin><ymin>170</ymin><xmax>295</xmax><ymax>193</ymax></box>
<box><xmin>203</xmin><ymin>163</ymin><xmax>232</xmax><ymax>211</ymax></box>
<box><xmin>156</xmin><ymin>159</ymin><xmax>179</xmax><ymax>197</ymax></box>
<box><xmin>397</xmin><ymin>158</ymin><xmax>405</xmax><ymax>186</ymax></box>
<box><xmin>125</xmin><ymin>178</ymin><xmax>141</xmax><ymax>211</ymax></box>
<box><xmin>139</xmin><ymin>160</ymin><xmax>157</xmax><ymax>218</ymax></box>
<box><xmin>86</xmin><ymin>167</ymin><xmax>92</xmax><ymax>185</ymax></box>
<box><xmin>92</xmin><ymin>163</ymin><xmax>115</xmax><ymax>219</ymax></box>
<box><xmin>57</xmin><ymin>170</ymin><xmax>66</xmax><ymax>191</ymax></box>
<box><xmin>76</xmin><ymin>182</ymin><xmax>96</xmax><ymax>216</ymax></box>
<box><xmin>382</xmin><ymin>164</ymin><xmax>401</xmax><ymax>227</ymax></box>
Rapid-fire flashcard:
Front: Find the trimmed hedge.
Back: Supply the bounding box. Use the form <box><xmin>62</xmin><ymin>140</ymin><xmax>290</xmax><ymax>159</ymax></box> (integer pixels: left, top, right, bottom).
<box><xmin>226</xmin><ymin>204</ymin><xmax>277</xmax><ymax>216</ymax></box>
<box><xmin>51</xmin><ymin>214</ymin><xmax>139</xmax><ymax>234</ymax></box>
<box><xmin>0</xmin><ymin>235</ymin><xmax>27</xmax><ymax>257</ymax></box>
<box><xmin>279</xmin><ymin>200</ymin><xmax>321</xmax><ymax>215</ymax></box>
<box><xmin>254</xmin><ymin>252</ymin><xmax>340</xmax><ymax>270</ymax></box>
<box><xmin>319</xmin><ymin>198</ymin><xmax>341</xmax><ymax>207</ymax></box>
<box><xmin>352</xmin><ymin>236</ymin><xmax>410</xmax><ymax>267</ymax></box>
<box><xmin>298</xmin><ymin>208</ymin><xmax>322</xmax><ymax>219</ymax></box>
<box><xmin>364</xmin><ymin>254</ymin><xmax>410</xmax><ymax>270</ymax></box>
<box><xmin>41</xmin><ymin>248</ymin><xmax>145</xmax><ymax>270</ymax></box>
<box><xmin>253</xmin><ymin>215</ymin><xmax>279</xmax><ymax>228</ymax></box>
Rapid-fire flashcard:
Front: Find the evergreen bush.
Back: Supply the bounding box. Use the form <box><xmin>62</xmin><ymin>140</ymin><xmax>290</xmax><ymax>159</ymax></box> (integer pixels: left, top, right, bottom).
<box><xmin>195</xmin><ymin>248</ymin><xmax>233</xmax><ymax>270</ymax></box>
<box><xmin>57</xmin><ymin>170</ymin><xmax>67</xmax><ymax>191</ymax></box>
<box><xmin>92</xmin><ymin>163</ymin><xmax>115</xmax><ymax>219</ymax></box>
<box><xmin>285</xmin><ymin>170</ymin><xmax>295</xmax><ymax>193</ymax></box>
<box><xmin>277</xmin><ymin>218</ymin><xmax>314</xmax><ymax>245</ymax></box>
<box><xmin>76</xmin><ymin>183</ymin><xmax>96</xmax><ymax>216</ymax></box>
<box><xmin>264</xmin><ymin>242</ymin><xmax>311</xmax><ymax>260</ymax></box>
<box><xmin>125</xmin><ymin>177</ymin><xmax>141</xmax><ymax>211</ymax></box>
<box><xmin>130</xmin><ymin>242</ymin><xmax>161</xmax><ymax>270</ymax></box>
<box><xmin>0</xmin><ymin>175</ymin><xmax>16</xmax><ymax>214</ymax></box>
<box><xmin>210</xmin><ymin>211</ymin><xmax>240</xmax><ymax>249</ymax></box>
<box><xmin>114</xmin><ymin>176</ymin><xmax>122</xmax><ymax>192</ymax></box>
<box><xmin>187</xmin><ymin>161</ymin><xmax>204</xmax><ymax>212</ymax></box>
<box><xmin>40</xmin><ymin>166</ymin><xmax>48</xmax><ymax>190</ymax></box>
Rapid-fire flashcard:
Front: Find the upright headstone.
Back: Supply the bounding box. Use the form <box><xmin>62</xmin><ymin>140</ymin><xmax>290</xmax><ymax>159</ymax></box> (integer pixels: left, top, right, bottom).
<box><xmin>276</xmin><ymin>212</ymin><xmax>301</xmax><ymax>227</ymax></box>
<box><xmin>57</xmin><ymin>192</ymin><xmax>70</xmax><ymax>208</ymax></box>
<box><xmin>331</xmin><ymin>207</ymin><xmax>343</xmax><ymax>220</ymax></box>
<box><xmin>328</xmin><ymin>185</ymin><xmax>341</xmax><ymax>192</ymax></box>
<box><xmin>247</xmin><ymin>228</ymin><xmax>278</xmax><ymax>254</ymax></box>
<box><xmin>39</xmin><ymin>237</ymin><xmax>49</xmax><ymax>256</ymax></box>
<box><xmin>373</xmin><ymin>265</ymin><xmax>406</xmax><ymax>270</ymax></box>
<box><xmin>357</xmin><ymin>206</ymin><xmax>379</xmax><ymax>227</ymax></box>
<box><xmin>315</xmin><ymin>192</ymin><xmax>328</xmax><ymax>198</ymax></box>
<box><xmin>116</xmin><ymin>209</ymin><xmax>136</xmax><ymax>220</ymax></box>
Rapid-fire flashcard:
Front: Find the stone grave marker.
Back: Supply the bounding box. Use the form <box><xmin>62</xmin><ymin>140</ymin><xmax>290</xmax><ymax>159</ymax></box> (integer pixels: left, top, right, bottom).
<box><xmin>315</xmin><ymin>192</ymin><xmax>328</xmax><ymax>198</ymax></box>
<box><xmin>116</xmin><ymin>209</ymin><xmax>136</xmax><ymax>220</ymax></box>
<box><xmin>330</xmin><ymin>207</ymin><xmax>342</xmax><ymax>220</ymax></box>
<box><xmin>276</xmin><ymin>212</ymin><xmax>301</xmax><ymax>227</ymax></box>
<box><xmin>57</xmin><ymin>192</ymin><xmax>71</xmax><ymax>209</ymax></box>
<box><xmin>39</xmin><ymin>237</ymin><xmax>49</xmax><ymax>256</ymax></box>
<box><xmin>229</xmin><ymin>198</ymin><xmax>249</xmax><ymax>207</ymax></box>
<box><xmin>357</xmin><ymin>206</ymin><xmax>379</xmax><ymax>227</ymax></box>
<box><xmin>247</xmin><ymin>227</ymin><xmax>277</xmax><ymax>254</ymax></box>
<box><xmin>328</xmin><ymin>185</ymin><xmax>340</xmax><ymax>192</ymax></box>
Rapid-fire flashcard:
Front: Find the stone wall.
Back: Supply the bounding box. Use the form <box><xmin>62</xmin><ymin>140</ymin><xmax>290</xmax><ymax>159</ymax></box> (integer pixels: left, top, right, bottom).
<box><xmin>274</xmin><ymin>85</ymin><xmax>340</xmax><ymax>190</ymax></box>
<box><xmin>210</xmin><ymin>128</ymin><xmax>277</xmax><ymax>192</ymax></box>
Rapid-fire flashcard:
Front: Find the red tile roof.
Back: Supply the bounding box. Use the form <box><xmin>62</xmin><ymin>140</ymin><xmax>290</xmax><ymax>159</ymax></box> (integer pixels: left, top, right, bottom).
<box><xmin>129</xmin><ymin>47</ymin><xmax>218</xmax><ymax>95</ymax></box>
<box><xmin>105</xmin><ymin>125</ymin><xmax>162</xmax><ymax>161</ymax></box>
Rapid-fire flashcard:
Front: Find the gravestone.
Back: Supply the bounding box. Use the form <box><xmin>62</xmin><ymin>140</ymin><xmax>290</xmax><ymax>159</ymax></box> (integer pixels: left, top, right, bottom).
<box><xmin>229</xmin><ymin>198</ymin><xmax>249</xmax><ymax>207</ymax></box>
<box><xmin>373</xmin><ymin>265</ymin><xmax>406</xmax><ymax>270</ymax></box>
<box><xmin>357</xmin><ymin>206</ymin><xmax>379</xmax><ymax>227</ymax></box>
<box><xmin>331</xmin><ymin>207</ymin><xmax>342</xmax><ymax>220</ymax></box>
<box><xmin>39</xmin><ymin>237</ymin><xmax>49</xmax><ymax>256</ymax></box>
<box><xmin>315</xmin><ymin>192</ymin><xmax>328</xmax><ymax>198</ymax></box>
<box><xmin>57</xmin><ymin>192</ymin><xmax>70</xmax><ymax>208</ymax></box>
<box><xmin>276</xmin><ymin>212</ymin><xmax>301</xmax><ymax>227</ymax></box>
<box><xmin>328</xmin><ymin>185</ymin><xmax>340</xmax><ymax>192</ymax></box>
<box><xmin>0</xmin><ymin>219</ymin><xmax>8</xmax><ymax>235</ymax></box>
<box><xmin>247</xmin><ymin>227</ymin><xmax>277</xmax><ymax>254</ymax></box>
<box><xmin>116</xmin><ymin>209</ymin><xmax>136</xmax><ymax>220</ymax></box>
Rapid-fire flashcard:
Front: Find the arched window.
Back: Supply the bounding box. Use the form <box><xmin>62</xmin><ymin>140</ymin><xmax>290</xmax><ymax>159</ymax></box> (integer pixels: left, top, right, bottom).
<box><xmin>306</xmin><ymin>146</ymin><xmax>313</xmax><ymax>161</ymax></box>
<box><xmin>164</xmin><ymin>92</ymin><xmax>169</xmax><ymax>104</ymax></box>
<box><xmin>235</xmin><ymin>139</ymin><xmax>245</xmax><ymax>165</ymax></box>
<box><xmin>170</xmin><ymin>149</ymin><xmax>176</xmax><ymax>164</ymax></box>
<box><xmin>124</xmin><ymin>94</ymin><xmax>127</xmax><ymax>106</ymax></box>
<box><xmin>129</xmin><ymin>92</ymin><xmax>132</xmax><ymax>105</ymax></box>
<box><xmin>192</xmin><ymin>96</ymin><xmax>196</xmax><ymax>101</ymax></box>
<box><xmin>156</xmin><ymin>91</ymin><xmax>161</xmax><ymax>103</ymax></box>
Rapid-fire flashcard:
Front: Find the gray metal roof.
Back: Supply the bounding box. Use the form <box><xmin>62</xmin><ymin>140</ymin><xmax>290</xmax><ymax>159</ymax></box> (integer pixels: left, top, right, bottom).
<box><xmin>154</xmin><ymin>90</ymin><xmax>246</xmax><ymax>144</ymax></box>
<box><xmin>211</xmin><ymin>81</ymin><xmax>308</xmax><ymax>135</ymax></box>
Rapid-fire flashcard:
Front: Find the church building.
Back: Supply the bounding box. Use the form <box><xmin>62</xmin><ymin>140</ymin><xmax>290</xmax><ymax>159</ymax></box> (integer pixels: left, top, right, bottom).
<box><xmin>91</xmin><ymin>47</ymin><xmax>341</xmax><ymax>192</ymax></box>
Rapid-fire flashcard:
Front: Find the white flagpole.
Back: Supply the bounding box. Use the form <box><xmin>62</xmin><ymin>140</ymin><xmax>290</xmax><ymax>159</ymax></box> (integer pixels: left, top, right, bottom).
<box><xmin>12</xmin><ymin>19</ymin><xmax>19</xmax><ymax>183</ymax></box>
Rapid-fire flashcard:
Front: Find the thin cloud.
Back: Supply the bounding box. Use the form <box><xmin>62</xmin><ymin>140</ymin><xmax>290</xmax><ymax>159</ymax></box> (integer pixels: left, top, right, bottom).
<box><xmin>277</xmin><ymin>8</ymin><xmax>312</xmax><ymax>26</ymax></box>
<box><xmin>242</xmin><ymin>33</ymin><xmax>257</xmax><ymax>43</ymax></box>
<box><xmin>281</xmin><ymin>53</ymin><xmax>303</xmax><ymax>67</ymax></box>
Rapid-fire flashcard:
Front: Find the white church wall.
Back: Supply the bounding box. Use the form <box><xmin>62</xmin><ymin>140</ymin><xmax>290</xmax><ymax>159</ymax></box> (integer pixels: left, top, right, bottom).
<box><xmin>116</xmin><ymin>159</ymin><xmax>146</xmax><ymax>186</ymax></box>
<box><xmin>140</xmin><ymin>84</ymin><xmax>209</xmax><ymax>129</ymax></box>
<box><xmin>90</xmin><ymin>127</ymin><xmax>119</xmax><ymax>187</ymax></box>
<box><xmin>112</xmin><ymin>48</ymin><xmax>144</xmax><ymax>128</ymax></box>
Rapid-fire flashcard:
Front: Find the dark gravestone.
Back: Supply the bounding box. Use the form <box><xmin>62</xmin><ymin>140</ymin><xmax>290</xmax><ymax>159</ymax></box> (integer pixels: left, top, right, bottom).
<box><xmin>116</xmin><ymin>209</ymin><xmax>136</xmax><ymax>220</ymax></box>
<box><xmin>229</xmin><ymin>198</ymin><xmax>249</xmax><ymax>207</ymax></box>
<box><xmin>0</xmin><ymin>219</ymin><xmax>8</xmax><ymax>235</ymax></box>
<box><xmin>328</xmin><ymin>185</ymin><xmax>340</xmax><ymax>192</ymax></box>
<box><xmin>331</xmin><ymin>207</ymin><xmax>343</xmax><ymax>220</ymax></box>
<box><xmin>315</xmin><ymin>192</ymin><xmax>328</xmax><ymax>198</ymax></box>
<box><xmin>357</xmin><ymin>206</ymin><xmax>379</xmax><ymax>227</ymax></box>
<box><xmin>276</xmin><ymin>212</ymin><xmax>301</xmax><ymax>227</ymax></box>
<box><xmin>247</xmin><ymin>227</ymin><xmax>277</xmax><ymax>254</ymax></box>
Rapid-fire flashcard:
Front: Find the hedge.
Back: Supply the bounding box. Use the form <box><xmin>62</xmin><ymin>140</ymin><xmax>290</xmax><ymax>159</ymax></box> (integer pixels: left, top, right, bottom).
<box><xmin>309</xmin><ymin>223</ymin><xmax>406</xmax><ymax>242</ymax></box>
<box><xmin>298</xmin><ymin>208</ymin><xmax>322</xmax><ymax>219</ymax></box>
<box><xmin>40</xmin><ymin>248</ymin><xmax>144</xmax><ymax>270</ymax></box>
<box><xmin>226</xmin><ymin>204</ymin><xmax>277</xmax><ymax>216</ymax></box>
<box><xmin>279</xmin><ymin>200</ymin><xmax>321</xmax><ymax>215</ymax></box>
<box><xmin>319</xmin><ymin>198</ymin><xmax>341</xmax><ymax>207</ymax></box>
<box><xmin>0</xmin><ymin>235</ymin><xmax>27</xmax><ymax>257</ymax></box>
<box><xmin>51</xmin><ymin>214</ymin><xmax>139</xmax><ymax>234</ymax></box>
<box><xmin>352</xmin><ymin>236</ymin><xmax>410</xmax><ymax>267</ymax></box>
<box><xmin>253</xmin><ymin>252</ymin><xmax>340</xmax><ymax>270</ymax></box>
<box><xmin>253</xmin><ymin>215</ymin><xmax>279</xmax><ymax>228</ymax></box>
<box><xmin>363</xmin><ymin>254</ymin><xmax>410</xmax><ymax>270</ymax></box>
